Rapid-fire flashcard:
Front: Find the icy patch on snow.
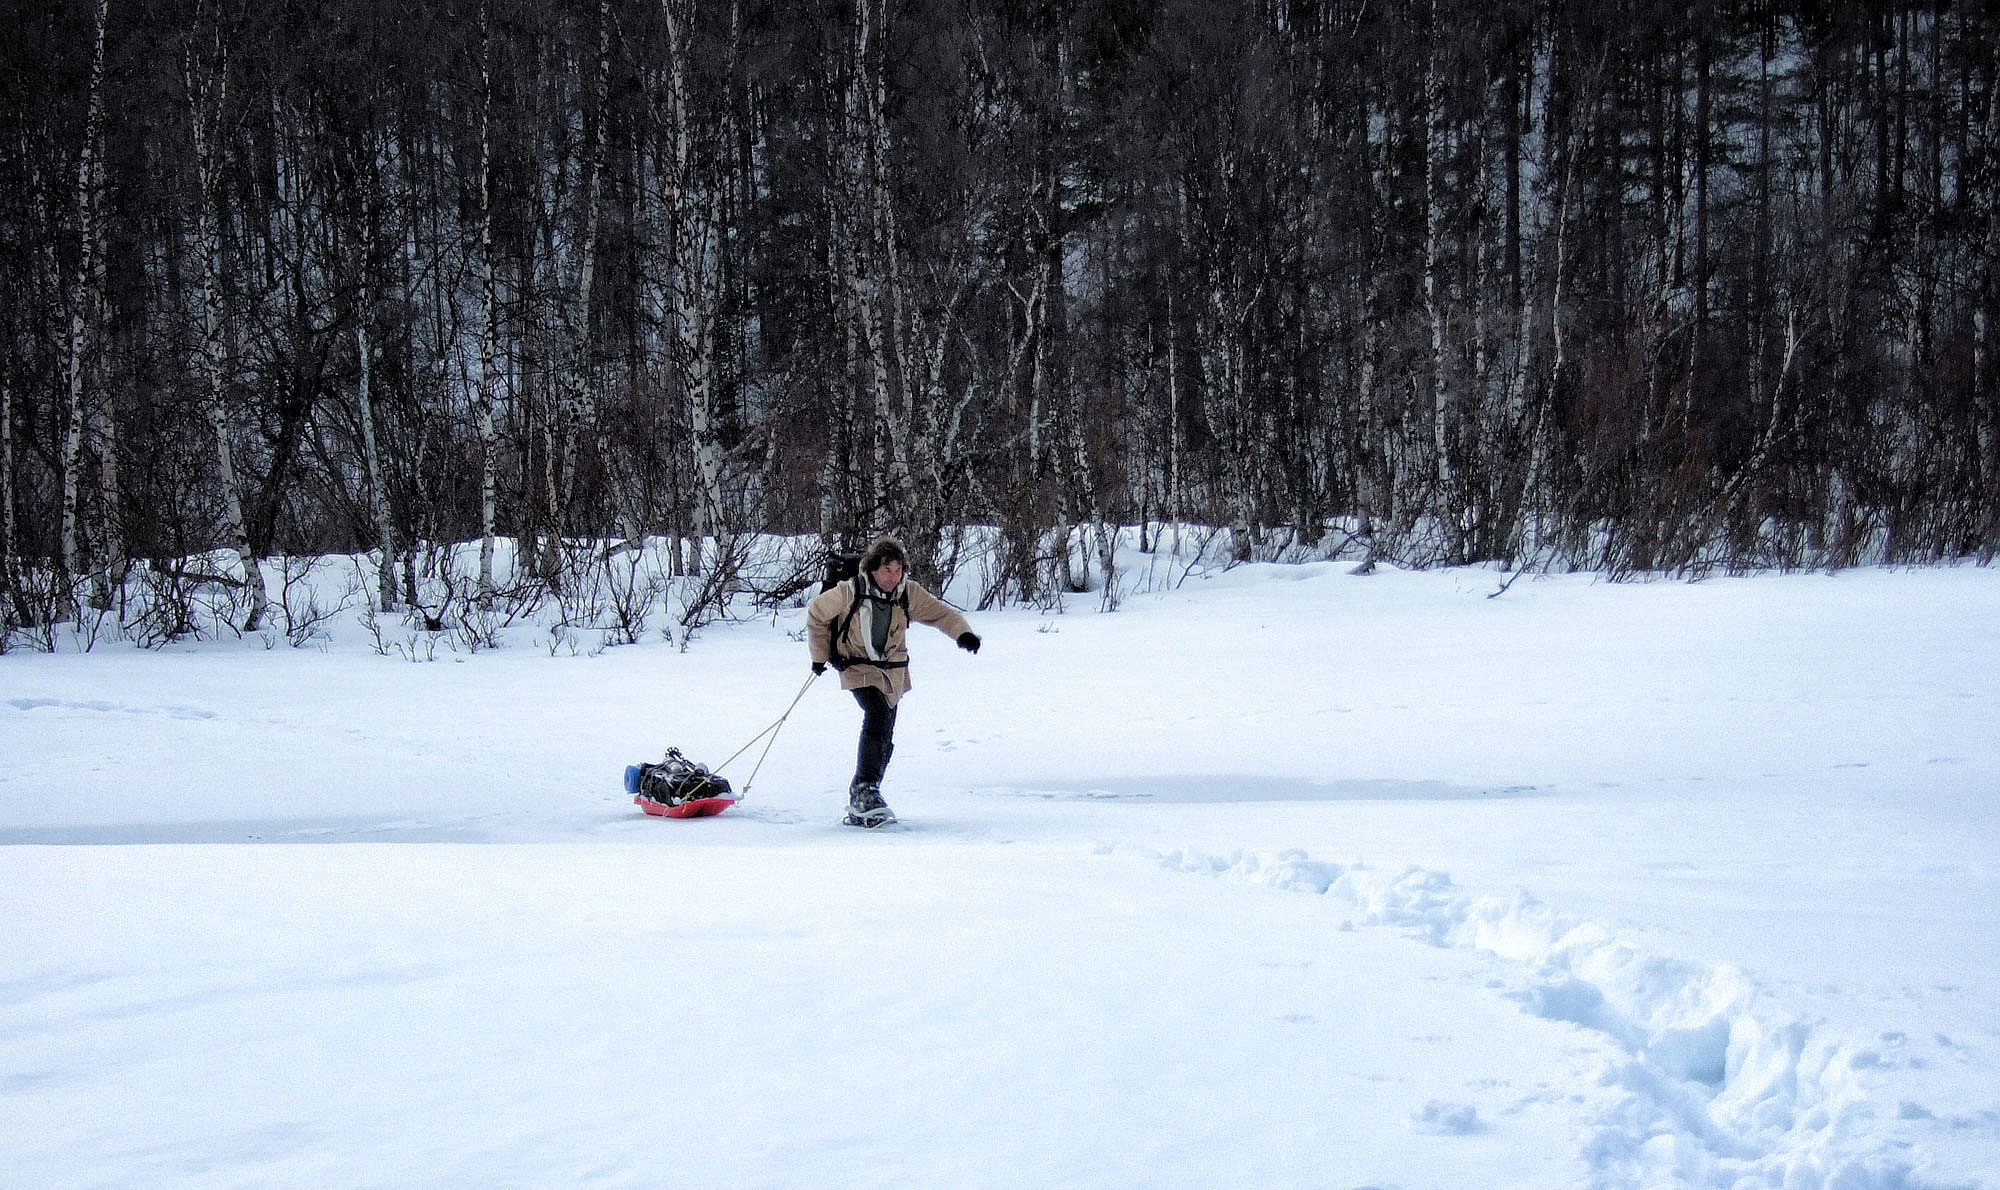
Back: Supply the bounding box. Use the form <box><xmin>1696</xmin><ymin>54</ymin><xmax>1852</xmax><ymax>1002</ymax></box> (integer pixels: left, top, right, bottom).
<box><xmin>986</xmin><ymin>776</ymin><xmax>1541</xmax><ymax>803</ymax></box>
<box><xmin>1142</xmin><ymin>846</ymin><xmax>1973</xmax><ymax>1190</ymax></box>
<box><xmin>5</xmin><ymin>696</ymin><xmax>218</xmax><ymax>719</ymax></box>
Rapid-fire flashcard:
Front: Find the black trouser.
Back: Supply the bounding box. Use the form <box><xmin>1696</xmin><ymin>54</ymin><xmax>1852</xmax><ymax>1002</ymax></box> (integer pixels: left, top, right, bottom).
<box><xmin>851</xmin><ymin>686</ymin><xmax>898</xmax><ymax>787</ymax></box>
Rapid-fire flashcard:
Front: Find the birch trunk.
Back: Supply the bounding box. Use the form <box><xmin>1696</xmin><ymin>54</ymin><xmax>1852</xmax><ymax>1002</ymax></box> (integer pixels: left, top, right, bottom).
<box><xmin>1505</xmin><ymin>201</ymin><xmax>1539</xmax><ymax>553</ymax></box>
<box><xmin>1685</xmin><ymin>41</ymin><xmax>1712</xmax><ymax>439</ymax></box>
<box><xmin>1043</xmin><ymin>25</ymin><xmax>1107</xmax><ymax>591</ymax></box>
<box><xmin>1003</xmin><ymin>260</ymin><xmax>1047</xmax><ymax>600</ymax></box>
<box><xmin>865</xmin><ymin>0</ymin><xmax>915</xmax><ymax>531</ymax></box>
<box><xmin>1979</xmin><ymin>40</ymin><xmax>2000</xmax><ymax>544</ymax></box>
<box><xmin>61</xmin><ymin>0</ymin><xmax>113</xmax><ymax>606</ymax></box>
<box><xmin>842</xmin><ymin>0</ymin><xmax>906</xmax><ymax>532</ymax></box>
<box><xmin>1507</xmin><ymin>37</ymin><xmax>1554</xmax><ymax>558</ymax></box>
<box><xmin>90</xmin><ymin>397</ymin><xmax>121</xmax><ymax>612</ymax></box>
<box><xmin>1423</xmin><ymin>8</ymin><xmax>1455</xmax><ymax>533</ymax></box>
<box><xmin>818</xmin><ymin>3</ymin><xmax>875</xmax><ymax>536</ymax></box>
<box><xmin>2</xmin><ymin>375</ymin><xmax>15</xmax><ymax>569</ymax></box>
<box><xmin>675</xmin><ymin>194</ymin><xmax>731</xmax><ymax>565</ymax></box>
<box><xmin>820</xmin><ymin>179</ymin><xmax>855</xmax><ymax>546</ymax></box>
<box><xmin>188</xmin><ymin>27</ymin><xmax>266</xmax><ymax>632</ymax></box>
<box><xmin>1227</xmin><ymin>326</ymin><xmax>1253</xmax><ymax>560</ymax></box>
<box><xmin>553</xmin><ymin>0</ymin><xmax>618</xmax><ymax>539</ymax></box>
<box><xmin>661</xmin><ymin>0</ymin><xmax>732</xmax><ymax>571</ymax></box>
<box><xmin>1353</xmin><ymin>273</ymin><xmax>1380</xmax><ymax>557</ymax></box>
<box><xmin>355</xmin><ymin>235</ymin><xmax>398</xmax><ymax>613</ymax></box>
<box><xmin>1165</xmin><ymin>289</ymin><xmax>1182</xmax><ymax>555</ymax></box>
<box><xmin>198</xmin><ymin>349</ymin><xmax>265</xmax><ymax>630</ymax></box>
<box><xmin>475</xmin><ymin>0</ymin><xmax>501</xmax><ymax>596</ymax></box>
<box><xmin>586</xmin><ymin>2</ymin><xmax>643</xmax><ymax>553</ymax></box>
<box><xmin>1193</xmin><ymin>275</ymin><xmax>1257</xmax><ymax>560</ymax></box>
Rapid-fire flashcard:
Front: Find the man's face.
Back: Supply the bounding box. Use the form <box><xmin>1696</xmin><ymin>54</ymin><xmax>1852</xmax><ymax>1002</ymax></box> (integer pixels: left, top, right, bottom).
<box><xmin>871</xmin><ymin>560</ymin><xmax>905</xmax><ymax>589</ymax></box>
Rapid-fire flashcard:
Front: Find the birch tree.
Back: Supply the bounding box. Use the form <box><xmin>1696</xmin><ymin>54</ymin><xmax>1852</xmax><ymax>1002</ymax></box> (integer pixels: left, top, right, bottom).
<box><xmin>59</xmin><ymin>0</ymin><xmax>115</xmax><ymax>610</ymax></box>
<box><xmin>546</xmin><ymin>0</ymin><xmax>644</xmax><ymax>550</ymax></box>
<box><xmin>354</xmin><ymin>170</ymin><xmax>399</xmax><ymax>613</ymax></box>
<box><xmin>827</xmin><ymin>0</ymin><xmax>896</xmax><ymax>538</ymax></box>
<box><xmin>185</xmin><ymin>9</ymin><xmax>267</xmax><ymax>631</ymax></box>
<box><xmin>474</xmin><ymin>0</ymin><xmax>504</xmax><ymax>597</ymax></box>
<box><xmin>658</xmin><ymin>0</ymin><xmax>734</xmax><ymax>574</ymax></box>
<box><xmin>1422</xmin><ymin>0</ymin><xmax>1456</xmax><ymax>547</ymax></box>
<box><xmin>1980</xmin><ymin>29</ymin><xmax>2000</xmax><ymax>552</ymax></box>
<box><xmin>1</xmin><ymin>373</ymin><xmax>22</xmax><ymax>631</ymax></box>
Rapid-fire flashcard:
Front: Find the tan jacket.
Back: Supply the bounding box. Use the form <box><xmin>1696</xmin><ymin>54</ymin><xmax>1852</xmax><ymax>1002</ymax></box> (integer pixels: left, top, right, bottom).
<box><xmin>806</xmin><ymin>576</ymin><xmax>972</xmax><ymax>706</ymax></box>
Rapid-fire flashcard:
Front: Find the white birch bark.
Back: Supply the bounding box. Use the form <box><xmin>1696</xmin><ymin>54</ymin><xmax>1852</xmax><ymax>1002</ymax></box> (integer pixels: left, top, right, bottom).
<box><xmin>908</xmin><ymin>259</ymin><xmax>976</xmax><ymax>561</ymax></box>
<box><xmin>1194</xmin><ymin>270</ymin><xmax>1257</xmax><ymax>559</ymax></box>
<box><xmin>61</xmin><ymin>0</ymin><xmax>112</xmax><ymax>604</ymax></box>
<box><xmin>556</xmin><ymin>0</ymin><xmax>612</xmax><ymax>525</ymax></box>
<box><xmin>675</xmin><ymin>190</ymin><xmax>731</xmax><ymax>565</ymax></box>
<box><xmin>88</xmin><ymin>398</ymin><xmax>121</xmax><ymax>613</ymax></box>
<box><xmin>187</xmin><ymin>24</ymin><xmax>267</xmax><ymax>632</ymax></box>
<box><xmin>863</xmin><ymin>0</ymin><xmax>915</xmax><ymax>527</ymax></box>
<box><xmin>355</xmin><ymin>207</ymin><xmax>398</xmax><ymax>612</ymax></box>
<box><xmin>1354</xmin><ymin>274</ymin><xmax>1380</xmax><ymax>544</ymax></box>
<box><xmin>835</xmin><ymin>0</ymin><xmax>900</xmax><ymax>530</ymax></box>
<box><xmin>660</xmin><ymin>0</ymin><xmax>732</xmax><ymax>571</ymax></box>
<box><xmin>1423</xmin><ymin>10</ymin><xmax>1455</xmax><ymax>519</ymax></box>
<box><xmin>1226</xmin><ymin>323</ymin><xmax>1253</xmax><ymax>559</ymax></box>
<box><xmin>819</xmin><ymin>184</ymin><xmax>854</xmax><ymax>547</ymax></box>
<box><xmin>356</xmin><ymin>322</ymin><xmax>397</xmax><ymax>611</ymax></box>
<box><xmin>475</xmin><ymin>0</ymin><xmax>501</xmax><ymax>596</ymax></box>
<box><xmin>1043</xmin><ymin>26</ymin><xmax>1109</xmax><ymax>591</ymax></box>
<box><xmin>1507</xmin><ymin>205</ymin><xmax>1541</xmax><ymax>553</ymax></box>
<box><xmin>1507</xmin><ymin>40</ymin><xmax>1554</xmax><ymax>556</ymax></box>
<box><xmin>1977</xmin><ymin>44</ymin><xmax>1999</xmax><ymax>533</ymax></box>
<box><xmin>2</xmin><ymin>375</ymin><xmax>15</xmax><ymax>567</ymax></box>
<box><xmin>1165</xmin><ymin>288</ymin><xmax>1182</xmax><ymax>555</ymax></box>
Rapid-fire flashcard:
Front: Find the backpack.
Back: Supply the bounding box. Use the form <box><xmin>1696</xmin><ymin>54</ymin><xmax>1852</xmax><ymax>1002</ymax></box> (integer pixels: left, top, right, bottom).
<box><xmin>822</xmin><ymin>552</ymin><xmax>861</xmax><ymax>592</ymax></box>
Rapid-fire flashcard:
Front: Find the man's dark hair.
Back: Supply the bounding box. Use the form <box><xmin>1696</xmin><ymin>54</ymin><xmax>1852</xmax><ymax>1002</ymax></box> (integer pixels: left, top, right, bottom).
<box><xmin>860</xmin><ymin>537</ymin><xmax>908</xmax><ymax>575</ymax></box>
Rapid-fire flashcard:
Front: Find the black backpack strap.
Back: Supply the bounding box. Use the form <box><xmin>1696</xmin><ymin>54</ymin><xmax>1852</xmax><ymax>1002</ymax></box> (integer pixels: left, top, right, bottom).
<box><xmin>828</xmin><ymin>576</ymin><xmax>859</xmax><ymax>669</ymax></box>
<box><xmin>829</xmin><ymin>574</ymin><xmax>910</xmax><ymax>671</ymax></box>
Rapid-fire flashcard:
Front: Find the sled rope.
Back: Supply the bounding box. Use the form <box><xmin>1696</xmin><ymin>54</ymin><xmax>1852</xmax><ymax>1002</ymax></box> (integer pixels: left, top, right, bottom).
<box><xmin>712</xmin><ymin>670</ymin><xmax>820</xmax><ymax>798</ymax></box>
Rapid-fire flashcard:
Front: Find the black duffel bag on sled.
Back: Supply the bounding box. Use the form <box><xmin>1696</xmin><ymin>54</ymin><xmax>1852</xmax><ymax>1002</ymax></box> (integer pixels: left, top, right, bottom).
<box><xmin>625</xmin><ymin>748</ymin><xmax>737</xmax><ymax>818</ymax></box>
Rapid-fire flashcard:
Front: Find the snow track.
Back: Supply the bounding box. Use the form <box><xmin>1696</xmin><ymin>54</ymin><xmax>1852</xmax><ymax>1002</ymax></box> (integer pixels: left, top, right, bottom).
<box><xmin>1144</xmin><ymin>846</ymin><xmax>1973</xmax><ymax>1190</ymax></box>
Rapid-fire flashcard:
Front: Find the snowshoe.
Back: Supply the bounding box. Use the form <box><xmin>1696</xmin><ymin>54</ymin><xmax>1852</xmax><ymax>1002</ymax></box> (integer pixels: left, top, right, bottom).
<box><xmin>842</xmin><ymin>781</ymin><xmax>896</xmax><ymax>828</ymax></box>
<box><xmin>628</xmin><ymin>748</ymin><xmax>738</xmax><ymax>818</ymax></box>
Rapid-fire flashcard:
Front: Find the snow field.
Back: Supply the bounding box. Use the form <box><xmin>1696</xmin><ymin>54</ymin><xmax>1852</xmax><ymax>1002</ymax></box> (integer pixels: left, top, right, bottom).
<box><xmin>4</xmin><ymin>558</ymin><xmax>1998</xmax><ymax>1187</ymax></box>
<box><xmin>8</xmin><ymin>843</ymin><xmax>1616</xmax><ymax>1189</ymax></box>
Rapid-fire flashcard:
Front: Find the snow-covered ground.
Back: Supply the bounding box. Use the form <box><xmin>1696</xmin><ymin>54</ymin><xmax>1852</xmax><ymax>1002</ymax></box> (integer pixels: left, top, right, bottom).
<box><xmin>4</xmin><ymin>558</ymin><xmax>1997</xmax><ymax>1188</ymax></box>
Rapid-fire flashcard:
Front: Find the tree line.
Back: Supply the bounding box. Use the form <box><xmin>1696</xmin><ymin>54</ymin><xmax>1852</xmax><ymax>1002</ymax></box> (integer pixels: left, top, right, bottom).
<box><xmin>4</xmin><ymin>0</ymin><xmax>1997</xmax><ymax>635</ymax></box>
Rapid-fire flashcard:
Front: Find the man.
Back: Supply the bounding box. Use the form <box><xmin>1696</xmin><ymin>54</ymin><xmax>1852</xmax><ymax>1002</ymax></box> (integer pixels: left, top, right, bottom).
<box><xmin>806</xmin><ymin>538</ymin><xmax>980</xmax><ymax>827</ymax></box>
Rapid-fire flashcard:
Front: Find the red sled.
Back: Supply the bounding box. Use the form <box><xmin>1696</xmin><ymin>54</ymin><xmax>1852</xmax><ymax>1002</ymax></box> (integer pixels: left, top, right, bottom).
<box><xmin>627</xmin><ymin>755</ymin><xmax>737</xmax><ymax>819</ymax></box>
<box><xmin>635</xmin><ymin>793</ymin><xmax>735</xmax><ymax>818</ymax></box>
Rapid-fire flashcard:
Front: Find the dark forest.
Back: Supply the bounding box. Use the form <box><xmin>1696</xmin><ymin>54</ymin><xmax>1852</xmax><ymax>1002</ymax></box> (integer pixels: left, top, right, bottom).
<box><xmin>4</xmin><ymin>0</ymin><xmax>1997</xmax><ymax>635</ymax></box>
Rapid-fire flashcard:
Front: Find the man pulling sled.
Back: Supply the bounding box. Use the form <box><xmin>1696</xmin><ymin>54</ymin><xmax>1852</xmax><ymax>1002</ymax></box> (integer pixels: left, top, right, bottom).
<box><xmin>806</xmin><ymin>537</ymin><xmax>981</xmax><ymax>827</ymax></box>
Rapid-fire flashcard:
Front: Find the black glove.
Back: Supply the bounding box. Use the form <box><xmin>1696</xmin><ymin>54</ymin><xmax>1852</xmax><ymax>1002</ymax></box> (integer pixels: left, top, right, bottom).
<box><xmin>812</xmin><ymin>661</ymin><xmax>827</xmax><ymax>675</ymax></box>
<box><xmin>957</xmin><ymin>632</ymin><xmax>981</xmax><ymax>654</ymax></box>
